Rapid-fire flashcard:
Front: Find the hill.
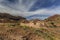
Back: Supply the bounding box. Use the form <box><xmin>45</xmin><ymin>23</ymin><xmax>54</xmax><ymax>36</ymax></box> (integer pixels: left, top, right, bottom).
<box><xmin>45</xmin><ymin>14</ymin><xmax>60</xmax><ymax>27</ymax></box>
<box><xmin>0</xmin><ymin>13</ymin><xmax>60</xmax><ymax>40</ymax></box>
<box><xmin>0</xmin><ymin>13</ymin><xmax>26</xmax><ymax>23</ymax></box>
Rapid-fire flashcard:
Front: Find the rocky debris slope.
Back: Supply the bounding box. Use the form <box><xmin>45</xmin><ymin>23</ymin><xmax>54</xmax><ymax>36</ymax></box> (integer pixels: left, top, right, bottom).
<box><xmin>0</xmin><ymin>25</ymin><xmax>60</xmax><ymax>40</ymax></box>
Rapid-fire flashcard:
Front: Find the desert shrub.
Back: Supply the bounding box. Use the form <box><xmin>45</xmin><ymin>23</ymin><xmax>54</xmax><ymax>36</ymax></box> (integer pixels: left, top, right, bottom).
<box><xmin>50</xmin><ymin>22</ymin><xmax>57</xmax><ymax>28</ymax></box>
<box><xmin>51</xmin><ymin>22</ymin><xmax>54</xmax><ymax>25</ymax></box>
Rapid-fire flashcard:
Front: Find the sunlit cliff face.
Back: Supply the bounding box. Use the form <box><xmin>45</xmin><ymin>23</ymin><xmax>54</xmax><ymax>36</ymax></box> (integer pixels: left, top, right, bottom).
<box><xmin>0</xmin><ymin>0</ymin><xmax>60</xmax><ymax>18</ymax></box>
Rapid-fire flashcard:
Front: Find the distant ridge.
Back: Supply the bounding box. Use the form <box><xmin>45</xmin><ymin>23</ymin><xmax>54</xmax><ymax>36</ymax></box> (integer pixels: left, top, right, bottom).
<box><xmin>45</xmin><ymin>14</ymin><xmax>60</xmax><ymax>21</ymax></box>
<box><xmin>26</xmin><ymin>14</ymin><xmax>51</xmax><ymax>20</ymax></box>
<box><xmin>0</xmin><ymin>13</ymin><xmax>26</xmax><ymax>23</ymax></box>
<box><xmin>0</xmin><ymin>13</ymin><xmax>26</xmax><ymax>20</ymax></box>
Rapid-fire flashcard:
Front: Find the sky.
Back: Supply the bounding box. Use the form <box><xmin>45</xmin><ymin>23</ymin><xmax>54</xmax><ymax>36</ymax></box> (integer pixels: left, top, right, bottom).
<box><xmin>0</xmin><ymin>0</ymin><xmax>60</xmax><ymax>18</ymax></box>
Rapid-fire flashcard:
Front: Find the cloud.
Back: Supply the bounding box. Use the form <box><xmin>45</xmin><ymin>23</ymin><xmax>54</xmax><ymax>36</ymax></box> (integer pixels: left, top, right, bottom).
<box><xmin>0</xmin><ymin>0</ymin><xmax>37</xmax><ymax>11</ymax></box>
<box><xmin>32</xmin><ymin>6</ymin><xmax>60</xmax><ymax>15</ymax></box>
<box><xmin>0</xmin><ymin>0</ymin><xmax>37</xmax><ymax>17</ymax></box>
<box><xmin>0</xmin><ymin>0</ymin><xmax>60</xmax><ymax>18</ymax></box>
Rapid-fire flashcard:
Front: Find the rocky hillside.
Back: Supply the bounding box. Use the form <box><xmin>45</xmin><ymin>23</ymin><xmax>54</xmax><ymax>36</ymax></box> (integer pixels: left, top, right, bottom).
<box><xmin>45</xmin><ymin>14</ymin><xmax>60</xmax><ymax>27</ymax></box>
<box><xmin>0</xmin><ymin>13</ymin><xmax>60</xmax><ymax>40</ymax></box>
